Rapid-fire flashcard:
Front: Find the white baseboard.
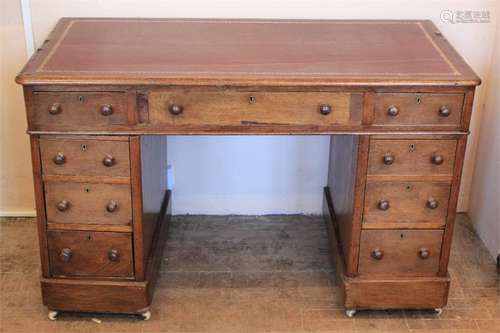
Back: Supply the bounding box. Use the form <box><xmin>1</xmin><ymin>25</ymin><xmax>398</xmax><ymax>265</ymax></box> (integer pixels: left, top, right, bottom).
<box><xmin>0</xmin><ymin>211</ymin><xmax>37</xmax><ymax>217</ymax></box>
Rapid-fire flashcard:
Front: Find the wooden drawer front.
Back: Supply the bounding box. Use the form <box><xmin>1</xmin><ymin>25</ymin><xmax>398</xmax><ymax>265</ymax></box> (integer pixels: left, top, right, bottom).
<box><xmin>40</xmin><ymin>138</ymin><xmax>130</xmax><ymax>177</ymax></box>
<box><xmin>45</xmin><ymin>182</ymin><xmax>132</xmax><ymax>225</ymax></box>
<box><xmin>364</xmin><ymin>181</ymin><xmax>451</xmax><ymax>224</ymax></box>
<box><xmin>31</xmin><ymin>92</ymin><xmax>129</xmax><ymax>130</ymax></box>
<box><xmin>368</xmin><ymin>139</ymin><xmax>456</xmax><ymax>176</ymax></box>
<box><xmin>373</xmin><ymin>93</ymin><xmax>464</xmax><ymax>127</ymax></box>
<box><xmin>48</xmin><ymin>230</ymin><xmax>133</xmax><ymax>278</ymax></box>
<box><xmin>149</xmin><ymin>91</ymin><xmax>360</xmax><ymax>126</ymax></box>
<box><xmin>359</xmin><ymin>229</ymin><xmax>443</xmax><ymax>275</ymax></box>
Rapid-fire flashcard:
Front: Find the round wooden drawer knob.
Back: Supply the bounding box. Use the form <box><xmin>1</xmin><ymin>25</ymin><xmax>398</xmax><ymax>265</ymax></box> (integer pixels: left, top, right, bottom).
<box><xmin>60</xmin><ymin>248</ymin><xmax>73</xmax><ymax>262</ymax></box>
<box><xmin>108</xmin><ymin>249</ymin><xmax>120</xmax><ymax>261</ymax></box>
<box><xmin>371</xmin><ymin>248</ymin><xmax>384</xmax><ymax>260</ymax></box>
<box><xmin>319</xmin><ymin>104</ymin><xmax>332</xmax><ymax>115</ymax></box>
<box><xmin>426</xmin><ymin>198</ymin><xmax>439</xmax><ymax>209</ymax></box>
<box><xmin>169</xmin><ymin>104</ymin><xmax>184</xmax><ymax>115</ymax></box>
<box><xmin>56</xmin><ymin>200</ymin><xmax>70</xmax><ymax>212</ymax></box>
<box><xmin>383</xmin><ymin>153</ymin><xmax>395</xmax><ymax>165</ymax></box>
<box><xmin>418</xmin><ymin>248</ymin><xmax>430</xmax><ymax>259</ymax></box>
<box><xmin>100</xmin><ymin>104</ymin><xmax>113</xmax><ymax>116</ymax></box>
<box><xmin>53</xmin><ymin>152</ymin><xmax>66</xmax><ymax>165</ymax></box>
<box><xmin>438</xmin><ymin>105</ymin><xmax>450</xmax><ymax>117</ymax></box>
<box><xmin>378</xmin><ymin>199</ymin><xmax>390</xmax><ymax>211</ymax></box>
<box><xmin>102</xmin><ymin>156</ymin><xmax>115</xmax><ymax>167</ymax></box>
<box><xmin>48</xmin><ymin>103</ymin><xmax>62</xmax><ymax>115</ymax></box>
<box><xmin>106</xmin><ymin>201</ymin><xmax>118</xmax><ymax>213</ymax></box>
<box><xmin>431</xmin><ymin>154</ymin><xmax>444</xmax><ymax>165</ymax></box>
<box><xmin>387</xmin><ymin>105</ymin><xmax>399</xmax><ymax>117</ymax></box>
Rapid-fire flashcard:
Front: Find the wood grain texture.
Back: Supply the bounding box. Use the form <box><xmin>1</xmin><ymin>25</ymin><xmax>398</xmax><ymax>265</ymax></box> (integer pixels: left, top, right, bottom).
<box><xmin>41</xmin><ymin>278</ymin><xmax>149</xmax><ymax>313</ymax></box>
<box><xmin>438</xmin><ymin>136</ymin><xmax>468</xmax><ymax>276</ymax></box>
<box><xmin>358</xmin><ymin>229</ymin><xmax>443</xmax><ymax>276</ymax></box>
<box><xmin>29</xmin><ymin>135</ymin><xmax>50</xmax><ymax>277</ymax></box>
<box><xmin>44</xmin><ymin>181</ymin><xmax>132</xmax><ymax>225</ymax></box>
<box><xmin>149</xmin><ymin>90</ymin><xmax>359</xmax><ymax>126</ymax></box>
<box><xmin>367</xmin><ymin>139</ymin><xmax>457</xmax><ymax>176</ymax></box>
<box><xmin>373</xmin><ymin>93</ymin><xmax>464</xmax><ymax>127</ymax></box>
<box><xmin>363</xmin><ymin>181</ymin><xmax>451</xmax><ymax>225</ymax></box>
<box><xmin>31</xmin><ymin>92</ymin><xmax>130</xmax><ymax>131</ymax></box>
<box><xmin>40</xmin><ymin>136</ymin><xmax>130</xmax><ymax>177</ymax></box>
<box><xmin>47</xmin><ymin>230</ymin><xmax>133</xmax><ymax>278</ymax></box>
<box><xmin>326</xmin><ymin>135</ymin><xmax>369</xmax><ymax>277</ymax></box>
<box><xmin>343</xmin><ymin>275</ymin><xmax>450</xmax><ymax>309</ymax></box>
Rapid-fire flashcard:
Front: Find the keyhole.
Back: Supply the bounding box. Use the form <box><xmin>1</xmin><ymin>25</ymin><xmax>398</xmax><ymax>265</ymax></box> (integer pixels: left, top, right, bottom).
<box><xmin>248</xmin><ymin>95</ymin><xmax>256</xmax><ymax>104</ymax></box>
<box><xmin>400</xmin><ymin>233</ymin><xmax>405</xmax><ymax>239</ymax></box>
<box><xmin>86</xmin><ymin>235</ymin><xmax>92</xmax><ymax>241</ymax></box>
<box><xmin>78</xmin><ymin>95</ymin><xmax>85</xmax><ymax>103</ymax></box>
<box><xmin>81</xmin><ymin>144</ymin><xmax>87</xmax><ymax>151</ymax></box>
<box><xmin>416</xmin><ymin>96</ymin><xmax>422</xmax><ymax>104</ymax></box>
<box><xmin>84</xmin><ymin>188</ymin><xmax>90</xmax><ymax>193</ymax></box>
<box><xmin>409</xmin><ymin>143</ymin><xmax>416</xmax><ymax>152</ymax></box>
<box><xmin>405</xmin><ymin>185</ymin><xmax>412</xmax><ymax>191</ymax></box>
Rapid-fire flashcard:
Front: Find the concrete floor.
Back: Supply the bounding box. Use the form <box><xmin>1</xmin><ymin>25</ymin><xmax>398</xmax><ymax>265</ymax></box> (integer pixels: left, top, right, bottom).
<box><xmin>0</xmin><ymin>214</ymin><xmax>498</xmax><ymax>333</ymax></box>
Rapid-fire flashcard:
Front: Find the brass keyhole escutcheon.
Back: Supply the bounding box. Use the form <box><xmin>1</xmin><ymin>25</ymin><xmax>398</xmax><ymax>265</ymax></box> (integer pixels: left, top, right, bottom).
<box><xmin>409</xmin><ymin>143</ymin><xmax>416</xmax><ymax>152</ymax></box>
<box><xmin>248</xmin><ymin>95</ymin><xmax>256</xmax><ymax>104</ymax></box>
<box><xmin>81</xmin><ymin>144</ymin><xmax>87</xmax><ymax>151</ymax></box>
<box><xmin>416</xmin><ymin>96</ymin><xmax>422</xmax><ymax>104</ymax></box>
<box><xmin>78</xmin><ymin>95</ymin><xmax>85</xmax><ymax>103</ymax></box>
<box><xmin>405</xmin><ymin>185</ymin><xmax>412</xmax><ymax>192</ymax></box>
<box><xmin>84</xmin><ymin>187</ymin><xmax>90</xmax><ymax>193</ymax></box>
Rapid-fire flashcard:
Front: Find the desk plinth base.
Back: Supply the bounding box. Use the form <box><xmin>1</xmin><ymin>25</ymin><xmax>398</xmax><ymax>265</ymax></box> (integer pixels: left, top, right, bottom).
<box><xmin>323</xmin><ymin>187</ymin><xmax>450</xmax><ymax>313</ymax></box>
<box><xmin>40</xmin><ymin>191</ymin><xmax>171</xmax><ymax>317</ymax></box>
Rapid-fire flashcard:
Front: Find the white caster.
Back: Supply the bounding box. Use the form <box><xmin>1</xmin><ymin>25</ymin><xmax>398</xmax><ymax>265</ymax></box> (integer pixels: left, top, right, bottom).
<box><xmin>345</xmin><ymin>309</ymin><xmax>357</xmax><ymax>318</ymax></box>
<box><xmin>141</xmin><ymin>310</ymin><xmax>151</xmax><ymax>321</ymax></box>
<box><xmin>434</xmin><ymin>308</ymin><xmax>443</xmax><ymax>316</ymax></box>
<box><xmin>48</xmin><ymin>311</ymin><xmax>59</xmax><ymax>321</ymax></box>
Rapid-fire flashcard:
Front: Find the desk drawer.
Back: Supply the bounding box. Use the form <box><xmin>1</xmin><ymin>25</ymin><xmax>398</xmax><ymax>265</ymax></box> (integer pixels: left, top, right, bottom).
<box><xmin>45</xmin><ymin>182</ymin><xmax>132</xmax><ymax>225</ymax></box>
<box><xmin>48</xmin><ymin>230</ymin><xmax>133</xmax><ymax>278</ymax></box>
<box><xmin>40</xmin><ymin>137</ymin><xmax>130</xmax><ymax>177</ymax></box>
<box><xmin>358</xmin><ymin>229</ymin><xmax>443</xmax><ymax>275</ymax></box>
<box><xmin>149</xmin><ymin>91</ymin><xmax>359</xmax><ymax>126</ymax></box>
<box><xmin>31</xmin><ymin>92</ymin><xmax>129</xmax><ymax>131</ymax></box>
<box><xmin>367</xmin><ymin>139</ymin><xmax>457</xmax><ymax>176</ymax></box>
<box><xmin>373</xmin><ymin>93</ymin><xmax>464</xmax><ymax>127</ymax></box>
<box><xmin>363</xmin><ymin>181</ymin><xmax>451</xmax><ymax>225</ymax></box>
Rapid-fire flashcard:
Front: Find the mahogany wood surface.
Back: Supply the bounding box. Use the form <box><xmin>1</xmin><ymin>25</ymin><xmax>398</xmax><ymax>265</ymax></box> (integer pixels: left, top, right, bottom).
<box><xmin>44</xmin><ymin>181</ymin><xmax>132</xmax><ymax>225</ymax></box>
<box><xmin>40</xmin><ymin>136</ymin><xmax>131</xmax><ymax>177</ymax></box>
<box><xmin>47</xmin><ymin>230</ymin><xmax>133</xmax><ymax>278</ymax></box>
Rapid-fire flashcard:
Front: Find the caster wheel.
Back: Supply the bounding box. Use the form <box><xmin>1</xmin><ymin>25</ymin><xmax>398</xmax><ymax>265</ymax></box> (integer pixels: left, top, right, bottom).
<box><xmin>434</xmin><ymin>308</ymin><xmax>443</xmax><ymax>316</ymax></box>
<box><xmin>141</xmin><ymin>310</ymin><xmax>151</xmax><ymax>321</ymax></box>
<box><xmin>48</xmin><ymin>311</ymin><xmax>59</xmax><ymax>321</ymax></box>
<box><xmin>345</xmin><ymin>309</ymin><xmax>357</xmax><ymax>318</ymax></box>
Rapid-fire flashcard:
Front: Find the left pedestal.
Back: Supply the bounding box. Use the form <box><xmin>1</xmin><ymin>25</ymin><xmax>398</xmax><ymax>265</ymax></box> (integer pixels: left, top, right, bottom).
<box><xmin>29</xmin><ymin>135</ymin><xmax>170</xmax><ymax>318</ymax></box>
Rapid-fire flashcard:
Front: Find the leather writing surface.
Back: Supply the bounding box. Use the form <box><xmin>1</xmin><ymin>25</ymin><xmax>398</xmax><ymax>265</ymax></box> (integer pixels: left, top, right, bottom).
<box><xmin>17</xmin><ymin>19</ymin><xmax>480</xmax><ymax>85</ymax></box>
<box><xmin>41</xmin><ymin>20</ymin><xmax>453</xmax><ymax>75</ymax></box>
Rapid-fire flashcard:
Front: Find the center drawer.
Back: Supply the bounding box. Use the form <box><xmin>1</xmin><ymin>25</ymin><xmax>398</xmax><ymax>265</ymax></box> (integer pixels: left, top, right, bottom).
<box><xmin>47</xmin><ymin>230</ymin><xmax>133</xmax><ymax>278</ymax></box>
<box><xmin>45</xmin><ymin>181</ymin><xmax>132</xmax><ymax>225</ymax></box>
<box><xmin>149</xmin><ymin>91</ymin><xmax>360</xmax><ymax>126</ymax></box>
<box><xmin>358</xmin><ymin>229</ymin><xmax>443</xmax><ymax>275</ymax></box>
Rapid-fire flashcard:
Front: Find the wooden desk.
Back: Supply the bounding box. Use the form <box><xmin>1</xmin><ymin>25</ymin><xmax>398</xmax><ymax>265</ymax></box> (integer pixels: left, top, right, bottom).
<box><xmin>16</xmin><ymin>18</ymin><xmax>480</xmax><ymax>319</ymax></box>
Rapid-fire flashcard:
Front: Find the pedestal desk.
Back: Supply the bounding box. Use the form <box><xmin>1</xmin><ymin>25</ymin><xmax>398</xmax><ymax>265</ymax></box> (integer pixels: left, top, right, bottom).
<box><xmin>16</xmin><ymin>18</ymin><xmax>480</xmax><ymax>319</ymax></box>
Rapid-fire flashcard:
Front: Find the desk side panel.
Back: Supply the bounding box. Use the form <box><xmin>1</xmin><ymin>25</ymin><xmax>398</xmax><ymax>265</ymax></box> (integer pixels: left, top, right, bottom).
<box><xmin>326</xmin><ymin>135</ymin><xmax>369</xmax><ymax>276</ymax></box>
<box><xmin>131</xmin><ymin>136</ymin><xmax>168</xmax><ymax>281</ymax></box>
